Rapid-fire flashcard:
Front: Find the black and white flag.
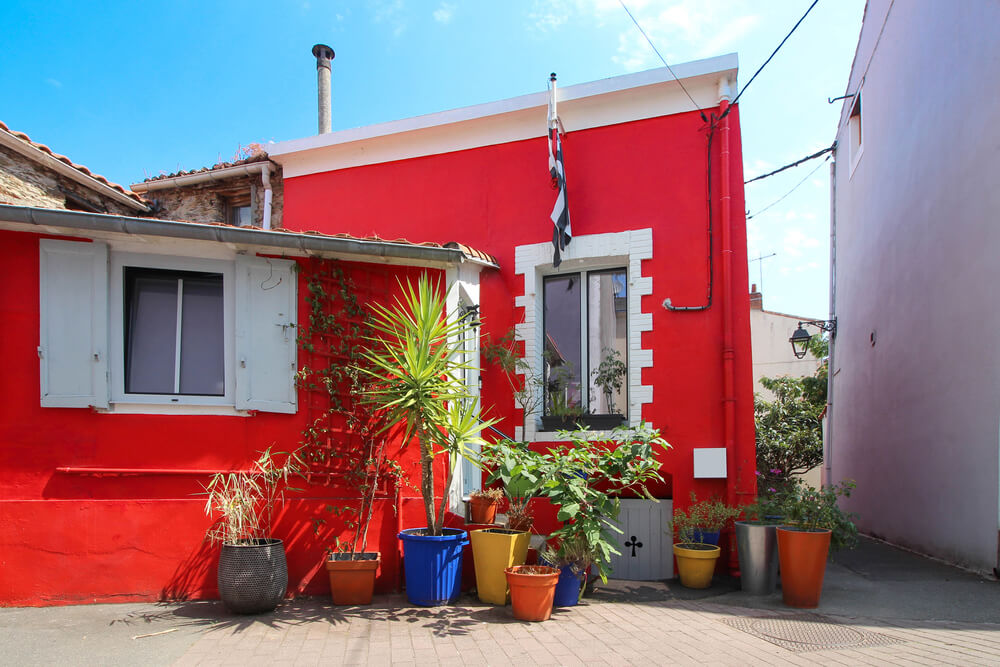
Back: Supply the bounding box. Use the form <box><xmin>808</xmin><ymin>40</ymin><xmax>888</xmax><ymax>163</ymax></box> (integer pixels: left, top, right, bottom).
<box><xmin>548</xmin><ymin>74</ymin><xmax>572</xmax><ymax>268</ymax></box>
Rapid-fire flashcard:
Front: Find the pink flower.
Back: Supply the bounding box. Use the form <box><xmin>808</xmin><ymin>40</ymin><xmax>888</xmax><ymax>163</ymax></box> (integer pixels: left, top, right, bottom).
<box><xmin>768</xmin><ymin>487</ymin><xmax>776</xmax><ymax>493</ymax></box>
<box><xmin>770</xmin><ymin>468</ymin><xmax>782</xmax><ymax>475</ymax></box>
<box><xmin>754</xmin><ymin>470</ymin><xmax>761</xmax><ymax>477</ymax></box>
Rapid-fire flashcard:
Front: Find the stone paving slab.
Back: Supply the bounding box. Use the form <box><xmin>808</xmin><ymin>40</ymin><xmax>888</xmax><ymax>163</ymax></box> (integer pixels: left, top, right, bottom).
<box><xmin>5</xmin><ymin>588</ymin><xmax>1000</xmax><ymax>666</ymax></box>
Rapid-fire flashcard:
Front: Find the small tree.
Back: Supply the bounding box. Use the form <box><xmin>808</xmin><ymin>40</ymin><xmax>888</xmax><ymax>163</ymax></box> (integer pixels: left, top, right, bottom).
<box><xmin>357</xmin><ymin>274</ymin><xmax>497</xmax><ymax>536</ymax></box>
<box><xmin>755</xmin><ymin>335</ymin><xmax>828</xmax><ymax>493</ymax></box>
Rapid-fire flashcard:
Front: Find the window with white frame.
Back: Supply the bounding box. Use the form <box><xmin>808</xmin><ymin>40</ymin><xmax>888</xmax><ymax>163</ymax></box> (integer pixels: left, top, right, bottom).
<box><xmin>514</xmin><ymin>229</ymin><xmax>654</xmax><ymax>442</ymax></box>
<box><xmin>38</xmin><ymin>238</ymin><xmax>297</xmax><ymax>414</ymax></box>
<box><xmin>542</xmin><ymin>269</ymin><xmax>628</xmax><ymax>425</ymax></box>
<box><xmin>848</xmin><ymin>90</ymin><xmax>863</xmax><ymax>173</ymax></box>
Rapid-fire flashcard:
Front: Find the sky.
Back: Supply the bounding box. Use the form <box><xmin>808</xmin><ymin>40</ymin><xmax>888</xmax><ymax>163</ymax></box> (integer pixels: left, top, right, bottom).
<box><xmin>0</xmin><ymin>0</ymin><xmax>863</xmax><ymax>319</ymax></box>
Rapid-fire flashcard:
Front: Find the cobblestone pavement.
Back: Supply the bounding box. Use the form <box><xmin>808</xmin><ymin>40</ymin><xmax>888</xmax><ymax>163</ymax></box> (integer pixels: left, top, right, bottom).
<box><xmin>4</xmin><ymin>537</ymin><xmax>1000</xmax><ymax>666</ymax></box>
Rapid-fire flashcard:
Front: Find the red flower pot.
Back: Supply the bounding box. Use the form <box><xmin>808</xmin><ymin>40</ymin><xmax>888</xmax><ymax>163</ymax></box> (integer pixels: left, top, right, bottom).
<box><xmin>776</xmin><ymin>527</ymin><xmax>831</xmax><ymax>608</ymax></box>
<box><xmin>326</xmin><ymin>553</ymin><xmax>380</xmax><ymax>605</ymax></box>
<box><xmin>469</xmin><ymin>496</ymin><xmax>499</xmax><ymax>524</ymax></box>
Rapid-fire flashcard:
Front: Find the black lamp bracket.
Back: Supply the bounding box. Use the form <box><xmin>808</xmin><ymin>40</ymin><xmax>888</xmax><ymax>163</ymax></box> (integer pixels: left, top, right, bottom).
<box><xmin>796</xmin><ymin>319</ymin><xmax>837</xmax><ymax>336</ymax></box>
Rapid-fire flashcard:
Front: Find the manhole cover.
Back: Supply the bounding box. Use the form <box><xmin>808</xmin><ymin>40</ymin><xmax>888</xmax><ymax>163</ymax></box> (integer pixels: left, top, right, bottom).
<box><xmin>750</xmin><ymin>617</ymin><xmax>863</xmax><ymax>646</ymax></box>
<box><xmin>723</xmin><ymin>613</ymin><xmax>903</xmax><ymax>653</ymax></box>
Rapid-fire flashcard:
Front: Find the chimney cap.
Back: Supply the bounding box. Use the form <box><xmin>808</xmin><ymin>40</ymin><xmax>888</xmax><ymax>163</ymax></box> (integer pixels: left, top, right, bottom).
<box><xmin>312</xmin><ymin>44</ymin><xmax>335</xmax><ymax>64</ymax></box>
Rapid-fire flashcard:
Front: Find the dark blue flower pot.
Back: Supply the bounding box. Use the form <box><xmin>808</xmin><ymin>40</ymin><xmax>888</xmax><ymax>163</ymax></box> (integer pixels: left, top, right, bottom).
<box><xmin>692</xmin><ymin>529</ymin><xmax>721</xmax><ymax>546</ymax></box>
<box><xmin>398</xmin><ymin>528</ymin><xmax>469</xmax><ymax>606</ymax></box>
<box><xmin>552</xmin><ymin>564</ymin><xmax>585</xmax><ymax>606</ymax></box>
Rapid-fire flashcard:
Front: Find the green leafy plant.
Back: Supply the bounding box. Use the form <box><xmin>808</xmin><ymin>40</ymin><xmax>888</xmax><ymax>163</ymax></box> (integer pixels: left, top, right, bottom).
<box><xmin>480</xmin><ymin>438</ymin><xmax>548</xmax><ymax>530</ymax></box>
<box><xmin>755</xmin><ymin>335</ymin><xmax>828</xmax><ymax>493</ymax></box>
<box><xmin>546</xmin><ymin>362</ymin><xmax>583</xmax><ymax>418</ymax></box>
<box><xmin>482</xmin><ymin>327</ymin><xmax>545</xmax><ymax>436</ymax></box>
<box><xmin>535</xmin><ymin>425</ymin><xmax>669</xmax><ymax>599</ymax></box>
<box><xmin>670</xmin><ymin>493</ymin><xmax>742</xmax><ymax>544</ymax></box>
<box><xmin>202</xmin><ymin>447</ymin><xmax>307</xmax><ymax>546</ymax></box>
<box><xmin>780</xmin><ymin>479</ymin><xmax>859</xmax><ymax>553</ymax></box>
<box><xmin>592</xmin><ymin>348</ymin><xmax>627</xmax><ymax>414</ymax></box>
<box><xmin>356</xmin><ymin>273</ymin><xmax>498</xmax><ymax>536</ymax></box>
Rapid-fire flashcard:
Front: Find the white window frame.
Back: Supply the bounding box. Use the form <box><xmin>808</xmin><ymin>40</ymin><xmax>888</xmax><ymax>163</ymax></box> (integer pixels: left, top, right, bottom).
<box><xmin>109</xmin><ymin>252</ymin><xmax>236</xmax><ymax>407</ymax></box>
<box><xmin>848</xmin><ymin>87</ymin><xmax>864</xmax><ymax>177</ymax></box>
<box><xmin>514</xmin><ymin>229</ymin><xmax>654</xmax><ymax>443</ymax></box>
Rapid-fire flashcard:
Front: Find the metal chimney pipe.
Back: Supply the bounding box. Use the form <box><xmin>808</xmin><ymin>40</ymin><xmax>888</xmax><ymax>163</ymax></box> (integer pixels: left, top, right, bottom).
<box><xmin>312</xmin><ymin>44</ymin><xmax>335</xmax><ymax>134</ymax></box>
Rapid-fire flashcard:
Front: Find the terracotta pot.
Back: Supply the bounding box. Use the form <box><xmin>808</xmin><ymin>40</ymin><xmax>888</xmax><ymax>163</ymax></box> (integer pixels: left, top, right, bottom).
<box><xmin>505</xmin><ymin>565</ymin><xmax>559</xmax><ymax>622</ymax></box>
<box><xmin>469</xmin><ymin>496</ymin><xmax>499</xmax><ymax>524</ymax></box>
<box><xmin>673</xmin><ymin>543</ymin><xmax>721</xmax><ymax>589</ymax></box>
<box><xmin>776</xmin><ymin>527</ymin><xmax>831</xmax><ymax>608</ymax></box>
<box><xmin>326</xmin><ymin>552</ymin><xmax>380</xmax><ymax>605</ymax></box>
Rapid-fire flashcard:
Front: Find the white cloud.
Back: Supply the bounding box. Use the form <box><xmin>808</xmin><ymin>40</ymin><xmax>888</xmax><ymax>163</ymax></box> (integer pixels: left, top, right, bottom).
<box><xmin>783</xmin><ymin>228</ymin><xmax>821</xmax><ymax>257</ymax></box>
<box><xmin>45</xmin><ymin>78</ymin><xmax>62</xmax><ymax>88</ymax></box>
<box><xmin>372</xmin><ymin>0</ymin><xmax>407</xmax><ymax>37</ymax></box>
<box><xmin>433</xmin><ymin>2</ymin><xmax>455</xmax><ymax>23</ymax></box>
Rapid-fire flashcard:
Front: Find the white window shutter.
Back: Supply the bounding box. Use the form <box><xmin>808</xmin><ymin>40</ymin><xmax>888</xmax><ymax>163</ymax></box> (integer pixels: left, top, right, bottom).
<box><xmin>39</xmin><ymin>239</ymin><xmax>109</xmax><ymax>408</ymax></box>
<box><xmin>235</xmin><ymin>256</ymin><xmax>297</xmax><ymax>413</ymax></box>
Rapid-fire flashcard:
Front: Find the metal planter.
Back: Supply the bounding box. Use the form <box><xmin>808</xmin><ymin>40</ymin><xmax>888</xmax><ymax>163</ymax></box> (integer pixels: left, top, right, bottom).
<box><xmin>218</xmin><ymin>538</ymin><xmax>288</xmax><ymax>614</ymax></box>
<box><xmin>735</xmin><ymin>521</ymin><xmax>779</xmax><ymax>595</ymax></box>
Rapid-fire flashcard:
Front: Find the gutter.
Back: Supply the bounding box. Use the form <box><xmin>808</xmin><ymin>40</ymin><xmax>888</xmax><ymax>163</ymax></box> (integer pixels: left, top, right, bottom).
<box><xmin>0</xmin><ymin>204</ymin><xmax>498</xmax><ymax>269</ymax></box>
<box><xmin>130</xmin><ymin>162</ymin><xmax>274</xmax><ymax>193</ymax></box>
<box><xmin>0</xmin><ymin>128</ymin><xmax>150</xmax><ymax>213</ymax></box>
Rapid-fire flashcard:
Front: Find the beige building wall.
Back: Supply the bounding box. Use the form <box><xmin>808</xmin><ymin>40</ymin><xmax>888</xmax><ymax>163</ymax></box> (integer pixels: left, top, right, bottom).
<box><xmin>749</xmin><ymin>287</ymin><xmax>823</xmax><ymax>489</ymax></box>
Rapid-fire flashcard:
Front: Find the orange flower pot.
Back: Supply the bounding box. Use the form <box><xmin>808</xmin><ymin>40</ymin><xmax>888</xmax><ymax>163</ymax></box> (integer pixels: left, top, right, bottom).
<box><xmin>326</xmin><ymin>553</ymin><xmax>380</xmax><ymax>605</ymax></box>
<box><xmin>505</xmin><ymin>565</ymin><xmax>559</xmax><ymax>622</ymax></box>
<box><xmin>776</xmin><ymin>527</ymin><xmax>831</xmax><ymax>608</ymax></box>
<box><xmin>469</xmin><ymin>496</ymin><xmax>499</xmax><ymax>524</ymax></box>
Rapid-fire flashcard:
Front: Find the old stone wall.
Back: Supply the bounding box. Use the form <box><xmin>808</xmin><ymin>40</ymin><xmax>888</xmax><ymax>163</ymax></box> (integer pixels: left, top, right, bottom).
<box><xmin>0</xmin><ymin>145</ymin><xmax>140</xmax><ymax>216</ymax></box>
<box><xmin>142</xmin><ymin>164</ymin><xmax>284</xmax><ymax>229</ymax></box>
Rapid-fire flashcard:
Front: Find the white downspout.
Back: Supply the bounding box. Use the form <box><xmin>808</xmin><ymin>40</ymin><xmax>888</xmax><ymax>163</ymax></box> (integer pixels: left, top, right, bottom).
<box><xmin>260</xmin><ymin>163</ymin><xmax>273</xmax><ymax>230</ymax></box>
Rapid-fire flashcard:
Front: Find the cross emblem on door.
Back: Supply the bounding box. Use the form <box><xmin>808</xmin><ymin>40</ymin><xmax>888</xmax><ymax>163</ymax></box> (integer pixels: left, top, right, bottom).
<box><xmin>624</xmin><ymin>535</ymin><xmax>643</xmax><ymax>557</ymax></box>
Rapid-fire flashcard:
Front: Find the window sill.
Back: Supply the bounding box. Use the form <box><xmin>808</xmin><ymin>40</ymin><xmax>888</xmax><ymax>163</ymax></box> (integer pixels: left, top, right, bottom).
<box><xmin>97</xmin><ymin>403</ymin><xmax>252</xmax><ymax>417</ymax></box>
<box><xmin>539</xmin><ymin>414</ymin><xmax>627</xmax><ymax>433</ymax></box>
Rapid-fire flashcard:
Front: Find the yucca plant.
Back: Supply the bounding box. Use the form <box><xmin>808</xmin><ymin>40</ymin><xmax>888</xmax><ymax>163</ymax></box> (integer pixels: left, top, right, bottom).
<box><xmin>357</xmin><ymin>273</ymin><xmax>498</xmax><ymax>536</ymax></box>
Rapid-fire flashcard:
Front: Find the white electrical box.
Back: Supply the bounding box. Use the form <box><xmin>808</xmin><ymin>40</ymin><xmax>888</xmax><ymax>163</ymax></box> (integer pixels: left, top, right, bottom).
<box><xmin>693</xmin><ymin>448</ymin><xmax>727</xmax><ymax>478</ymax></box>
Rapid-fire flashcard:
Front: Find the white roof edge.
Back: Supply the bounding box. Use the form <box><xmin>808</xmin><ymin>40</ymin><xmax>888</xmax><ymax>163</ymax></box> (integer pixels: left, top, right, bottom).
<box><xmin>269</xmin><ymin>53</ymin><xmax>738</xmax><ymax>158</ymax></box>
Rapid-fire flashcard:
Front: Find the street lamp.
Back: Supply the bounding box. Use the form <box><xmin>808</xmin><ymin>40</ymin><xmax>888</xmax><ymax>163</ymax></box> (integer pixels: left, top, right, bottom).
<box><xmin>789</xmin><ymin>319</ymin><xmax>837</xmax><ymax>359</ymax></box>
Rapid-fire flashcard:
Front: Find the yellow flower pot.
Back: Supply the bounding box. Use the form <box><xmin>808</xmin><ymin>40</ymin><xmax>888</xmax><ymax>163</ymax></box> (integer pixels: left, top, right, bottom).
<box><xmin>673</xmin><ymin>543</ymin><xmax>721</xmax><ymax>589</ymax></box>
<box><xmin>470</xmin><ymin>528</ymin><xmax>530</xmax><ymax>604</ymax></box>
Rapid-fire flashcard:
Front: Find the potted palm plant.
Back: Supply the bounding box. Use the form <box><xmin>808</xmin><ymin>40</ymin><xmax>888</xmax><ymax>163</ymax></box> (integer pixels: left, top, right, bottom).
<box><xmin>202</xmin><ymin>447</ymin><xmax>306</xmax><ymax>614</ymax></box>
<box><xmin>357</xmin><ymin>274</ymin><xmax>498</xmax><ymax>606</ymax></box>
<box><xmin>777</xmin><ymin>479</ymin><xmax>858</xmax><ymax>608</ymax></box>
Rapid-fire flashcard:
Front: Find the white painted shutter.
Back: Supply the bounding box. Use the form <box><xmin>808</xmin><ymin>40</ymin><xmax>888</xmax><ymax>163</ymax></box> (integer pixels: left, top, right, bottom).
<box><xmin>608</xmin><ymin>499</ymin><xmax>673</xmax><ymax>580</ymax></box>
<box><xmin>39</xmin><ymin>239</ymin><xmax>109</xmax><ymax>408</ymax></box>
<box><xmin>235</xmin><ymin>256</ymin><xmax>297</xmax><ymax>413</ymax></box>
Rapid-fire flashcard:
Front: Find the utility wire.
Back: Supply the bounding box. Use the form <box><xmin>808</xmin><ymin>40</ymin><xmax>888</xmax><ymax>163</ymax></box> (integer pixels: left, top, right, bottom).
<box><xmin>722</xmin><ymin>0</ymin><xmax>820</xmax><ymax>118</ymax></box>
<box><xmin>747</xmin><ymin>154</ymin><xmax>830</xmax><ymax>220</ymax></box>
<box><xmin>745</xmin><ymin>145</ymin><xmax>834</xmax><ymax>184</ymax></box>
<box><xmin>618</xmin><ymin>0</ymin><xmax>707</xmax><ymax>122</ymax></box>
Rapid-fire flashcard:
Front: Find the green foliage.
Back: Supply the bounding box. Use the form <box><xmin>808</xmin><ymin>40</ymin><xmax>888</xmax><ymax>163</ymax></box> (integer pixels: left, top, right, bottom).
<box><xmin>592</xmin><ymin>348</ymin><xmax>627</xmax><ymax>414</ymax></box>
<box><xmin>781</xmin><ymin>479</ymin><xmax>859</xmax><ymax>553</ymax></box>
<box><xmin>202</xmin><ymin>447</ymin><xmax>307</xmax><ymax>546</ymax></box>
<box><xmin>480</xmin><ymin>438</ymin><xmax>549</xmax><ymax>529</ymax></box>
<box><xmin>754</xmin><ymin>334</ymin><xmax>829</xmax><ymax>492</ymax></box>
<box><xmin>482</xmin><ymin>328</ymin><xmax>546</xmax><ymax>435</ymax></box>
<box><xmin>670</xmin><ymin>493</ymin><xmax>742</xmax><ymax>544</ymax></box>
<box><xmin>356</xmin><ymin>274</ymin><xmax>498</xmax><ymax>535</ymax></box>
<box><xmin>536</xmin><ymin>426</ymin><xmax>669</xmax><ymax>599</ymax></box>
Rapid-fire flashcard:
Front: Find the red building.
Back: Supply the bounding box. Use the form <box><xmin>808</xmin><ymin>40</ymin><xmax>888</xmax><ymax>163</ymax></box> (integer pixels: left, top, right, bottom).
<box><xmin>0</xmin><ymin>54</ymin><xmax>755</xmax><ymax>606</ymax></box>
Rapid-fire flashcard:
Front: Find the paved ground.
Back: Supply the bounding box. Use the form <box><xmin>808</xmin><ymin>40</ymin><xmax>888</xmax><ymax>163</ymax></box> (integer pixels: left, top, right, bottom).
<box><xmin>3</xmin><ymin>537</ymin><xmax>1000</xmax><ymax>666</ymax></box>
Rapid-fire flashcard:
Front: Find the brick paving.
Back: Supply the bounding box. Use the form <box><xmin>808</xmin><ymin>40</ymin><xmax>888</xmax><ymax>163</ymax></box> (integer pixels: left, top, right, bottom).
<box><xmin>165</xmin><ymin>591</ymin><xmax>1000</xmax><ymax>666</ymax></box>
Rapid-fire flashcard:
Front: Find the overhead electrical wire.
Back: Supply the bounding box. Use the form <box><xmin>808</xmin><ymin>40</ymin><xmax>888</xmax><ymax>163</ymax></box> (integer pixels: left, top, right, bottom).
<box><xmin>618</xmin><ymin>0</ymin><xmax>707</xmax><ymax>122</ymax></box>
<box><xmin>747</xmin><ymin>154</ymin><xmax>830</xmax><ymax>220</ymax></box>
<box><xmin>744</xmin><ymin>145</ymin><xmax>834</xmax><ymax>184</ymax></box>
<box><xmin>721</xmin><ymin>0</ymin><xmax>820</xmax><ymax>118</ymax></box>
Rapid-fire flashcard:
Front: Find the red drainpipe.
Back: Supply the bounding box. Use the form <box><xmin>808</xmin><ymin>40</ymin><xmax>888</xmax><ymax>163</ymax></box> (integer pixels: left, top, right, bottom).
<box><xmin>719</xmin><ymin>98</ymin><xmax>739</xmax><ymax>572</ymax></box>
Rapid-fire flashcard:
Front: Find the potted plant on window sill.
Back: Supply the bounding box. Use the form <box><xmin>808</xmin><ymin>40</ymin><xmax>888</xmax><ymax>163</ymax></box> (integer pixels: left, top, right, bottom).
<box><xmin>777</xmin><ymin>479</ymin><xmax>858</xmax><ymax>608</ymax></box>
<box><xmin>468</xmin><ymin>487</ymin><xmax>503</xmax><ymax>524</ymax></box>
<box><xmin>202</xmin><ymin>447</ymin><xmax>306</xmax><ymax>614</ymax></box>
<box><xmin>357</xmin><ymin>274</ymin><xmax>498</xmax><ymax>607</ymax></box>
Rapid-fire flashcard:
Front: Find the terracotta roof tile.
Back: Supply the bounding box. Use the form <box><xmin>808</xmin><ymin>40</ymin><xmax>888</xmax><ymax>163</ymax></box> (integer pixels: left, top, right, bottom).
<box><xmin>141</xmin><ymin>152</ymin><xmax>272</xmax><ymax>183</ymax></box>
<box><xmin>0</xmin><ymin>120</ymin><xmax>146</xmax><ymax>206</ymax></box>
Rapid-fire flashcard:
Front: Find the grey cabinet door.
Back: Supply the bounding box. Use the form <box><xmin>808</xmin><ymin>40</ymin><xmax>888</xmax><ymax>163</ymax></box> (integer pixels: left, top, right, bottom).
<box><xmin>608</xmin><ymin>499</ymin><xmax>673</xmax><ymax>580</ymax></box>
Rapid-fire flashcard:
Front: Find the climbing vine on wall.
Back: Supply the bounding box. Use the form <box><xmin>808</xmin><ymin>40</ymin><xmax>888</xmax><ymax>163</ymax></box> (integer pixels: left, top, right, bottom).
<box><xmin>295</xmin><ymin>257</ymin><xmax>404</xmax><ymax>555</ymax></box>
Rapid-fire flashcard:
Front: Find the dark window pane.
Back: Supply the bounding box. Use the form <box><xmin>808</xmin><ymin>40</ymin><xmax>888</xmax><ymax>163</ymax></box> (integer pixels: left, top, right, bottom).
<box><xmin>543</xmin><ymin>274</ymin><xmax>582</xmax><ymax>415</ymax></box>
<box><xmin>179</xmin><ymin>277</ymin><xmax>225</xmax><ymax>395</ymax></box>
<box><xmin>588</xmin><ymin>270</ymin><xmax>628</xmax><ymax>415</ymax></box>
<box><xmin>125</xmin><ymin>274</ymin><xmax>178</xmax><ymax>394</ymax></box>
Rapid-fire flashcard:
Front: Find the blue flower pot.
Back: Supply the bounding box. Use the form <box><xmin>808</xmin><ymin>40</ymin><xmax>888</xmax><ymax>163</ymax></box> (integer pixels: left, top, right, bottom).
<box><xmin>692</xmin><ymin>529</ymin><xmax>721</xmax><ymax>546</ymax></box>
<box><xmin>552</xmin><ymin>564</ymin><xmax>585</xmax><ymax>606</ymax></box>
<box><xmin>398</xmin><ymin>528</ymin><xmax>469</xmax><ymax>606</ymax></box>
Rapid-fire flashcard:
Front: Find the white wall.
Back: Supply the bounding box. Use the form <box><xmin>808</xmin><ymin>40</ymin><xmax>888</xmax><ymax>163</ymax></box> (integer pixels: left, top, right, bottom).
<box><xmin>830</xmin><ymin>0</ymin><xmax>1000</xmax><ymax>573</ymax></box>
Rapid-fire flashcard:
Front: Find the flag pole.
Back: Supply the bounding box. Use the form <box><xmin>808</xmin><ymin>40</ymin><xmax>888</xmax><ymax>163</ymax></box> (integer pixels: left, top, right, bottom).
<box><xmin>549</xmin><ymin>72</ymin><xmax>557</xmax><ymax>129</ymax></box>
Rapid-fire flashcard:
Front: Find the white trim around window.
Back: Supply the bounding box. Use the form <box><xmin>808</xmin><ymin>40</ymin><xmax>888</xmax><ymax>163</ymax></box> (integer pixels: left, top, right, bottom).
<box><xmin>514</xmin><ymin>229</ymin><xmax>654</xmax><ymax>442</ymax></box>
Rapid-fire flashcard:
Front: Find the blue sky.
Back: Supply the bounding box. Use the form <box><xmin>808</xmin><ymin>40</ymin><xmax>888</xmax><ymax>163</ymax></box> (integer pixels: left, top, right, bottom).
<box><xmin>0</xmin><ymin>0</ymin><xmax>863</xmax><ymax>318</ymax></box>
